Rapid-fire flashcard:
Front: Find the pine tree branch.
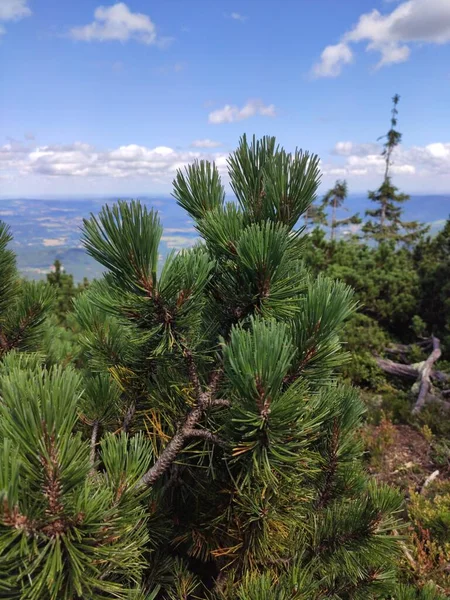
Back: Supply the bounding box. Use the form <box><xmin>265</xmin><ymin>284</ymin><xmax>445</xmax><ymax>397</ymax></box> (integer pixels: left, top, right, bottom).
<box><xmin>183</xmin><ymin>345</ymin><xmax>201</xmax><ymax>399</ymax></box>
<box><xmin>122</xmin><ymin>402</ymin><xmax>136</xmax><ymax>432</ymax></box>
<box><xmin>90</xmin><ymin>420</ymin><xmax>99</xmax><ymax>469</ymax></box>
<box><xmin>136</xmin><ymin>400</ymin><xmax>205</xmax><ymax>489</ymax></box>
<box><xmin>185</xmin><ymin>428</ymin><xmax>227</xmax><ymax>448</ymax></box>
<box><xmin>208</xmin><ymin>369</ymin><xmax>222</xmax><ymax>395</ymax></box>
<box><xmin>6</xmin><ymin>304</ymin><xmax>41</xmax><ymax>350</ymax></box>
<box><xmin>316</xmin><ymin>418</ymin><xmax>339</xmax><ymax>509</ymax></box>
<box><xmin>210</xmin><ymin>398</ymin><xmax>231</xmax><ymax>409</ymax></box>
<box><xmin>136</xmin><ymin>369</ymin><xmax>226</xmax><ymax>489</ymax></box>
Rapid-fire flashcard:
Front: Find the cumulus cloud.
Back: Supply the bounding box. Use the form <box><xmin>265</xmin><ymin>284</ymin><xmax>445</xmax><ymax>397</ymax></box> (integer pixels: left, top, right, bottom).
<box><xmin>43</xmin><ymin>238</ymin><xmax>67</xmax><ymax>247</ymax></box>
<box><xmin>0</xmin><ymin>0</ymin><xmax>31</xmax><ymax>35</ymax></box>
<box><xmin>208</xmin><ymin>99</ymin><xmax>276</xmax><ymax>124</ymax></box>
<box><xmin>313</xmin><ymin>43</ymin><xmax>353</xmax><ymax>78</ymax></box>
<box><xmin>0</xmin><ymin>0</ymin><xmax>30</xmax><ymax>21</ymax></box>
<box><xmin>69</xmin><ymin>2</ymin><xmax>170</xmax><ymax>46</ymax></box>
<box><xmin>323</xmin><ymin>139</ymin><xmax>450</xmax><ymax>180</ymax></box>
<box><xmin>313</xmin><ymin>0</ymin><xmax>450</xmax><ymax>76</ymax></box>
<box><xmin>3</xmin><ymin>137</ymin><xmax>450</xmax><ymax>195</ymax></box>
<box><xmin>0</xmin><ymin>140</ymin><xmax>228</xmax><ymax>181</ymax></box>
<box><xmin>190</xmin><ymin>139</ymin><xmax>222</xmax><ymax>148</ymax></box>
<box><xmin>0</xmin><ymin>139</ymin><xmax>31</xmax><ymax>173</ymax></box>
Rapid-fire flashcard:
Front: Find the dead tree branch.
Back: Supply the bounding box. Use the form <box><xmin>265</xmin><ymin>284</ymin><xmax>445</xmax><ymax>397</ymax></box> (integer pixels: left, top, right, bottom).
<box><xmin>412</xmin><ymin>336</ymin><xmax>442</xmax><ymax>414</ymax></box>
<box><xmin>376</xmin><ymin>337</ymin><xmax>448</xmax><ymax>413</ymax></box>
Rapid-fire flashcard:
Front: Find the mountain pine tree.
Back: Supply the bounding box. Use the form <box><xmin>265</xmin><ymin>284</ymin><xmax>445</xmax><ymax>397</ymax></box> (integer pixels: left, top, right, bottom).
<box><xmin>1</xmin><ymin>134</ymin><xmax>431</xmax><ymax>599</ymax></box>
<box><xmin>322</xmin><ymin>180</ymin><xmax>361</xmax><ymax>241</ymax></box>
<box><xmin>363</xmin><ymin>95</ymin><xmax>427</xmax><ymax>245</ymax></box>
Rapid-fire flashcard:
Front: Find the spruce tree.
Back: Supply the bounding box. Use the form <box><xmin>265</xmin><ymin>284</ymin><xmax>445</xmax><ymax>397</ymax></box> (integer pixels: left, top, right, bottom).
<box><xmin>363</xmin><ymin>95</ymin><xmax>427</xmax><ymax>245</ymax></box>
<box><xmin>0</xmin><ymin>135</ymin><xmax>415</xmax><ymax>599</ymax></box>
<box><xmin>322</xmin><ymin>180</ymin><xmax>361</xmax><ymax>241</ymax></box>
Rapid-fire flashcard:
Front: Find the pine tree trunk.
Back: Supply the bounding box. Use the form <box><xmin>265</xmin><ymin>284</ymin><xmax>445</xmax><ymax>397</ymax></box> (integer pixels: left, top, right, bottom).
<box><xmin>380</xmin><ymin>198</ymin><xmax>386</xmax><ymax>230</ymax></box>
<box><xmin>331</xmin><ymin>198</ymin><xmax>337</xmax><ymax>241</ymax></box>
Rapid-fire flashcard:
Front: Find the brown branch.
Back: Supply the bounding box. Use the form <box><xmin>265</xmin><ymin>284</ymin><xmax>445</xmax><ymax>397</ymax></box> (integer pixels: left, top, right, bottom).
<box><xmin>136</xmin><ymin>344</ymin><xmax>224</xmax><ymax>489</ymax></box>
<box><xmin>183</xmin><ymin>346</ymin><xmax>201</xmax><ymax>399</ymax></box>
<box><xmin>413</xmin><ymin>336</ymin><xmax>442</xmax><ymax>414</ymax></box>
<box><xmin>210</xmin><ymin>369</ymin><xmax>222</xmax><ymax>389</ymax></box>
<box><xmin>186</xmin><ymin>429</ymin><xmax>228</xmax><ymax>448</ymax></box>
<box><xmin>210</xmin><ymin>399</ymin><xmax>231</xmax><ymax>409</ymax></box>
<box><xmin>122</xmin><ymin>402</ymin><xmax>135</xmax><ymax>432</ymax></box>
<box><xmin>136</xmin><ymin>400</ymin><xmax>205</xmax><ymax>489</ymax></box>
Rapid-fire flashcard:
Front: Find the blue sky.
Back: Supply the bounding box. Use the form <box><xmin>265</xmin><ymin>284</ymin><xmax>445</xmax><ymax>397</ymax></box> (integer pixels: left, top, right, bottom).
<box><xmin>2</xmin><ymin>0</ymin><xmax>450</xmax><ymax>198</ymax></box>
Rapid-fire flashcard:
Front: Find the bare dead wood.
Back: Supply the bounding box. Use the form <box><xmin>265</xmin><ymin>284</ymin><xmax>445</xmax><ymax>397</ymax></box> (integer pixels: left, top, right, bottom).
<box><xmin>375</xmin><ymin>357</ymin><xmax>419</xmax><ymax>379</ymax></box>
<box><xmin>412</xmin><ymin>336</ymin><xmax>442</xmax><ymax>414</ymax></box>
<box><xmin>432</xmin><ymin>370</ymin><xmax>450</xmax><ymax>383</ymax></box>
<box><xmin>376</xmin><ymin>356</ymin><xmax>449</xmax><ymax>384</ymax></box>
<box><xmin>420</xmin><ymin>470</ymin><xmax>439</xmax><ymax>493</ymax></box>
<box><xmin>392</xmin><ymin>529</ymin><xmax>417</xmax><ymax>572</ymax></box>
<box><xmin>376</xmin><ymin>337</ymin><xmax>450</xmax><ymax>413</ymax></box>
<box><xmin>385</xmin><ymin>340</ymin><xmax>430</xmax><ymax>356</ymax></box>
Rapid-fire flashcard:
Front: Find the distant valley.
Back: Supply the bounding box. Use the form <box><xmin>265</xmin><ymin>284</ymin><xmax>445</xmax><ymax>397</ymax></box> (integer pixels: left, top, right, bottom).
<box><xmin>0</xmin><ymin>195</ymin><xmax>448</xmax><ymax>282</ymax></box>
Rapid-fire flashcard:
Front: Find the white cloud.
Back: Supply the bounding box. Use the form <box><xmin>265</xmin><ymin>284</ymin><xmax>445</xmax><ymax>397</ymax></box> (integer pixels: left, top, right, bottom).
<box><xmin>43</xmin><ymin>238</ymin><xmax>67</xmax><ymax>247</ymax></box>
<box><xmin>69</xmin><ymin>2</ymin><xmax>170</xmax><ymax>46</ymax></box>
<box><xmin>0</xmin><ymin>0</ymin><xmax>30</xmax><ymax>21</ymax></box>
<box><xmin>191</xmin><ymin>139</ymin><xmax>222</xmax><ymax>148</ymax></box>
<box><xmin>161</xmin><ymin>235</ymin><xmax>197</xmax><ymax>249</ymax></box>
<box><xmin>0</xmin><ymin>141</ymin><xmax>228</xmax><ymax>181</ymax></box>
<box><xmin>230</xmin><ymin>12</ymin><xmax>247</xmax><ymax>22</ymax></box>
<box><xmin>208</xmin><ymin>99</ymin><xmax>276</xmax><ymax>124</ymax></box>
<box><xmin>3</xmin><ymin>136</ymin><xmax>450</xmax><ymax>195</ymax></box>
<box><xmin>0</xmin><ymin>140</ymin><xmax>31</xmax><ymax>173</ymax></box>
<box><xmin>0</xmin><ymin>0</ymin><xmax>31</xmax><ymax>35</ymax></box>
<box><xmin>324</xmin><ymin>139</ymin><xmax>450</xmax><ymax>181</ymax></box>
<box><xmin>313</xmin><ymin>0</ymin><xmax>450</xmax><ymax>76</ymax></box>
<box><xmin>313</xmin><ymin>43</ymin><xmax>353</xmax><ymax>78</ymax></box>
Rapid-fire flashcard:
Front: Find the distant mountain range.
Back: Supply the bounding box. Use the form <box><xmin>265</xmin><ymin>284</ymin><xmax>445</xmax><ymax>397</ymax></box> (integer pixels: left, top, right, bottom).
<box><xmin>0</xmin><ymin>195</ymin><xmax>448</xmax><ymax>282</ymax></box>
